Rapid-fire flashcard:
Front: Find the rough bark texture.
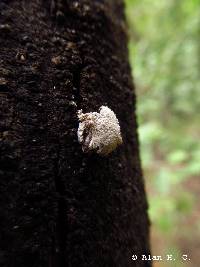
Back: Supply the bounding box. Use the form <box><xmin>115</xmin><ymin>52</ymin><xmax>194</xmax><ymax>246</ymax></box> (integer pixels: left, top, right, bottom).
<box><xmin>0</xmin><ymin>1</ymin><xmax>151</xmax><ymax>267</ymax></box>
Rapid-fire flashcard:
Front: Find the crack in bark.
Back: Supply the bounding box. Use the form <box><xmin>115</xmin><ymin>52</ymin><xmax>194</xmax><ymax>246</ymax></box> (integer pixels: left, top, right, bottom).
<box><xmin>72</xmin><ymin>64</ymin><xmax>83</xmax><ymax>110</ymax></box>
<box><xmin>53</xmin><ymin>143</ymin><xmax>66</xmax><ymax>267</ymax></box>
<box><xmin>52</xmin><ymin>60</ymin><xmax>84</xmax><ymax>265</ymax></box>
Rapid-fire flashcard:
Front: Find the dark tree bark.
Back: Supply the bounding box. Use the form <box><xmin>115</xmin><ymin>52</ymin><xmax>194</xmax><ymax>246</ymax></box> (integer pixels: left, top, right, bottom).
<box><xmin>0</xmin><ymin>1</ymin><xmax>151</xmax><ymax>267</ymax></box>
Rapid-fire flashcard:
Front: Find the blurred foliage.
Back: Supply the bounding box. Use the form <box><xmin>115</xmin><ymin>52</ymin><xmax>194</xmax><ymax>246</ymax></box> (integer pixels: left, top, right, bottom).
<box><xmin>125</xmin><ymin>0</ymin><xmax>200</xmax><ymax>265</ymax></box>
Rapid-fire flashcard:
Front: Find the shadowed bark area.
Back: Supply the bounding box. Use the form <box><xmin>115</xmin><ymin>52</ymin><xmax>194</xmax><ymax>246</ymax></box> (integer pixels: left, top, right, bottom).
<box><xmin>0</xmin><ymin>0</ymin><xmax>151</xmax><ymax>266</ymax></box>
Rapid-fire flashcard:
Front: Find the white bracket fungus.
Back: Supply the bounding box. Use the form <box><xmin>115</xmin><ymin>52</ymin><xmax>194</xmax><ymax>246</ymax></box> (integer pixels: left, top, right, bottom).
<box><xmin>77</xmin><ymin>106</ymin><xmax>122</xmax><ymax>156</ymax></box>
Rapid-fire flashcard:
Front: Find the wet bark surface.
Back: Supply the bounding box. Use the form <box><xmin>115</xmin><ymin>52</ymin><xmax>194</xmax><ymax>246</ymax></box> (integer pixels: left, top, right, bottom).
<box><xmin>0</xmin><ymin>1</ymin><xmax>151</xmax><ymax>266</ymax></box>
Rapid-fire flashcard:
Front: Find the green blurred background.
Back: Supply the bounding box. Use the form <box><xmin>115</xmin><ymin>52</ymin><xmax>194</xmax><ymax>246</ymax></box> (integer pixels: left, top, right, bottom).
<box><xmin>125</xmin><ymin>0</ymin><xmax>200</xmax><ymax>266</ymax></box>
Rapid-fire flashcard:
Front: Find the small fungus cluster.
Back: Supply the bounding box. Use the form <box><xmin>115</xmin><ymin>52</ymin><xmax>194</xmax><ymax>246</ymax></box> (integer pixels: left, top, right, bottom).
<box><xmin>77</xmin><ymin>106</ymin><xmax>122</xmax><ymax>156</ymax></box>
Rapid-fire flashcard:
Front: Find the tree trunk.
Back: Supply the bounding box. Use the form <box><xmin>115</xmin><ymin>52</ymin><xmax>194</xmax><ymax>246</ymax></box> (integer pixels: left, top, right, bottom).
<box><xmin>0</xmin><ymin>1</ymin><xmax>151</xmax><ymax>267</ymax></box>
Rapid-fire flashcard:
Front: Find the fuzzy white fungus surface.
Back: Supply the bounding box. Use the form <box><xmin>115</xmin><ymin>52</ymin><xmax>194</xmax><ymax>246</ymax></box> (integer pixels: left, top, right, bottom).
<box><xmin>77</xmin><ymin>106</ymin><xmax>122</xmax><ymax>156</ymax></box>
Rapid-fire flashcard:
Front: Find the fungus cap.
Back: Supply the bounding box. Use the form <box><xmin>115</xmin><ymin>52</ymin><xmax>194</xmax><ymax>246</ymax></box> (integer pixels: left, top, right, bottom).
<box><xmin>77</xmin><ymin>106</ymin><xmax>122</xmax><ymax>156</ymax></box>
